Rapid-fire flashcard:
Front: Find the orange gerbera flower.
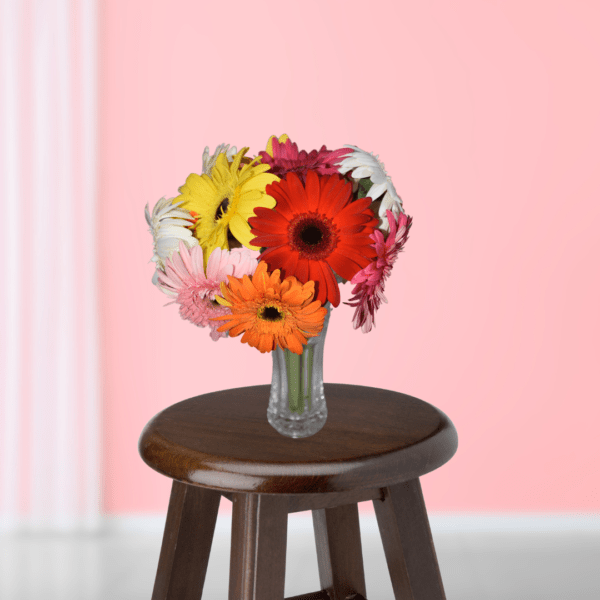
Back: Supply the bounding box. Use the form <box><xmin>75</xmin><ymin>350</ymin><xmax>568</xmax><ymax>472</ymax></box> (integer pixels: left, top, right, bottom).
<box><xmin>248</xmin><ymin>170</ymin><xmax>378</xmax><ymax>307</ymax></box>
<box><xmin>212</xmin><ymin>261</ymin><xmax>327</xmax><ymax>354</ymax></box>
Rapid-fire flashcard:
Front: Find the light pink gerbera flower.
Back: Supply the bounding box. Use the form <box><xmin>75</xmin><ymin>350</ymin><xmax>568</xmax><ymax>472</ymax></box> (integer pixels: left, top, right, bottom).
<box><xmin>158</xmin><ymin>241</ymin><xmax>259</xmax><ymax>340</ymax></box>
<box><xmin>345</xmin><ymin>210</ymin><xmax>412</xmax><ymax>333</ymax></box>
<box><xmin>258</xmin><ymin>137</ymin><xmax>351</xmax><ymax>184</ymax></box>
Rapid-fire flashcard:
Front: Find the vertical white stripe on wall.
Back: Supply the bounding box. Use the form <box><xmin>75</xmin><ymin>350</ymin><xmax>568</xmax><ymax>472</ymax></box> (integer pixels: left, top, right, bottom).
<box><xmin>30</xmin><ymin>0</ymin><xmax>58</xmax><ymax>531</ymax></box>
<box><xmin>0</xmin><ymin>0</ymin><xmax>101</xmax><ymax>533</ymax></box>
<box><xmin>81</xmin><ymin>0</ymin><xmax>102</xmax><ymax>532</ymax></box>
<box><xmin>0</xmin><ymin>0</ymin><xmax>22</xmax><ymax>532</ymax></box>
<box><xmin>54</xmin><ymin>0</ymin><xmax>77</xmax><ymax>531</ymax></box>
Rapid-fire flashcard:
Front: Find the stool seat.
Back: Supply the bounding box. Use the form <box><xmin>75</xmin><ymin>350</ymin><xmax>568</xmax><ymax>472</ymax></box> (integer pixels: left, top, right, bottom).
<box><xmin>139</xmin><ymin>383</ymin><xmax>458</xmax><ymax>495</ymax></box>
<box><xmin>139</xmin><ymin>384</ymin><xmax>458</xmax><ymax>600</ymax></box>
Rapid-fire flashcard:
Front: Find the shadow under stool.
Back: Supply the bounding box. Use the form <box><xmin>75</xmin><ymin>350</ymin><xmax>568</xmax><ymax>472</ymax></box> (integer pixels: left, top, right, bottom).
<box><xmin>139</xmin><ymin>383</ymin><xmax>458</xmax><ymax>600</ymax></box>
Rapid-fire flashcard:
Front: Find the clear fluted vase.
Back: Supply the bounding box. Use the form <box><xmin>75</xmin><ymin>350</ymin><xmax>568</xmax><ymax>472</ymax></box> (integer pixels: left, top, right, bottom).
<box><xmin>267</xmin><ymin>303</ymin><xmax>332</xmax><ymax>438</ymax></box>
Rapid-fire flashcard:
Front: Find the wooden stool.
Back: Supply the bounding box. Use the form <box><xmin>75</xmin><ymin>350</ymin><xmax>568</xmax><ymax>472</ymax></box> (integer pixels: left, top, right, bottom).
<box><xmin>139</xmin><ymin>383</ymin><xmax>458</xmax><ymax>600</ymax></box>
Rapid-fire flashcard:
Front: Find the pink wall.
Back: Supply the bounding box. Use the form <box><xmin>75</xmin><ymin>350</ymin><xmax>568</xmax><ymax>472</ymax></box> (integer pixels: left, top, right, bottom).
<box><xmin>99</xmin><ymin>0</ymin><xmax>600</xmax><ymax>515</ymax></box>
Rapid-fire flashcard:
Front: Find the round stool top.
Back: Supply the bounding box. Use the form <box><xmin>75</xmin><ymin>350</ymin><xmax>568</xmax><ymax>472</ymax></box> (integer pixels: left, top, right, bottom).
<box><xmin>139</xmin><ymin>384</ymin><xmax>458</xmax><ymax>495</ymax></box>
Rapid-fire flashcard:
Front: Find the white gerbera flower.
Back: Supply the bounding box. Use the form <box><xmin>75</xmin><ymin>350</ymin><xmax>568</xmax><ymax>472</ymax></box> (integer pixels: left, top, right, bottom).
<box><xmin>145</xmin><ymin>197</ymin><xmax>199</xmax><ymax>287</ymax></box>
<box><xmin>338</xmin><ymin>145</ymin><xmax>405</xmax><ymax>232</ymax></box>
<box><xmin>202</xmin><ymin>143</ymin><xmax>238</xmax><ymax>176</ymax></box>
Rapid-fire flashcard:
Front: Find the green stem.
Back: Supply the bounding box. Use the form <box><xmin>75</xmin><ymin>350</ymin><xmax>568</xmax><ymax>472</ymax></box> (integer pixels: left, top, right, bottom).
<box><xmin>303</xmin><ymin>345</ymin><xmax>314</xmax><ymax>413</ymax></box>
<box><xmin>284</xmin><ymin>346</ymin><xmax>316</xmax><ymax>415</ymax></box>
<box><xmin>284</xmin><ymin>350</ymin><xmax>302</xmax><ymax>414</ymax></box>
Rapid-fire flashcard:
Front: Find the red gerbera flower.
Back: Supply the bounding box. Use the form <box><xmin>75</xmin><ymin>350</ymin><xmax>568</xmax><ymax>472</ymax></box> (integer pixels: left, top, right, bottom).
<box><xmin>345</xmin><ymin>210</ymin><xmax>412</xmax><ymax>332</ymax></box>
<box><xmin>258</xmin><ymin>137</ymin><xmax>352</xmax><ymax>184</ymax></box>
<box><xmin>248</xmin><ymin>170</ymin><xmax>377</xmax><ymax>307</ymax></box>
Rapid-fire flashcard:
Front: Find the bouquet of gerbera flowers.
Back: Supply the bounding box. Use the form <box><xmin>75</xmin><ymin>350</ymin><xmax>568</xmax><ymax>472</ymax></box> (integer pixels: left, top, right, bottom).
<box><xmin>146</xmin><ymin>135</ymin><xmax>412</xmax><ymax>436</ymax></box>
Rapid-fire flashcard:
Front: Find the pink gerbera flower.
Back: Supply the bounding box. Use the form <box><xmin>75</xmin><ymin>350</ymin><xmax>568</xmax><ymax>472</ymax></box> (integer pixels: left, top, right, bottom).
<box><xmin>345</xmin><ymin>210</ymin><xmax>412</xmax><ymax>333</ymax></box>
<box><xmin>258</xmin><ymin>137</ymin><xmax>351</xmax><ymax>184</ymax></box>
<box><xmin>158</xmin><ymin>241</ymin><xmax>258</xmax><ymax>340</ymax></box>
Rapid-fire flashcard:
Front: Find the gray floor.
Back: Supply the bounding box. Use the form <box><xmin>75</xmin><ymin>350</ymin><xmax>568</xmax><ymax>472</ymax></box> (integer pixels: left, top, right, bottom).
<box><xmin>1</xmin><ymin>515</ymin><xmax>599</xmax><ymax>599</ymax></box>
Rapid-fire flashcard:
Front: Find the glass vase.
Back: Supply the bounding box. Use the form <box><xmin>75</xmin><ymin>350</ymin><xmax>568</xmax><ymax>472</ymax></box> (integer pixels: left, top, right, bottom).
<box><xmin>267</xmin><ymin>303</ymin><xmax>332</xmax><ymax>438</ymax></box>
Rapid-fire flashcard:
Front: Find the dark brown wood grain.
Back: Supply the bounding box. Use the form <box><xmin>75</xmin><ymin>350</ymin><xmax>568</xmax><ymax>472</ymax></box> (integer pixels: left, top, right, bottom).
<box><xmin>286</xmin><ymin>487</ymin><xmax>384</xmax><ymax>513</ymax></box>
<box><xmin>151</xmin><ymin>480</ymin><xmax>220</xmax><ymax>600</ymax></box>
<box><xmin>373</xmin><ymin>479</ymin><xmax>447</xmax><ymax>600</ymax></box>
<box><xmin>139</xmin><ymin>383</ymin><xmax>458</xmax><ymax>494</ymax></box>
<box><xmin>286</xmin><ymin>592</ymin><xmax>332</xmax><ymax>600</ymax></box>
<box><xmin>142</xmin><ymin>384</ymin><xmax>457</xmax><ymax>600</ymax></box>
<box><xmin>228</xmin><ymin>492</ymin><xmax>289</xmax><ymax>599</ymax></box>
<box><xmin>313</xmin><ymin>504</ymin><xmax>367</xmax><ymax>600</ymax></box>
<box><xmin>221</xmin><ymin>487</ymin><xmax>384</xmax><ymax>513</ymax></box>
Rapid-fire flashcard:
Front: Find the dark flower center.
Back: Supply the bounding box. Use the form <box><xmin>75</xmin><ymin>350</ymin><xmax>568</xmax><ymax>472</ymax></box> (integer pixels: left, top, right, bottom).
<box><xmin>300</xmin><ymin>225</ymin><xmax>323</xmax><ymax>246</ymax></box>
<box><xmin>260</xmin><ymin>306</ymin><xmax>284</xmax><ymax>322</ymax></box>
<box><xmin>215</xmin><ymin>197</ymin><xmax>230</xmax><ymax>220</ymax></box>
<box><xmin>227</xmin><ymin>227</ymin><xmax>242</xmax><ymax>249</ymax></box>
<box><xmin>288</xmin><ymin>213</ymin><xmax>338</xmax><ymax>261</ymax></box>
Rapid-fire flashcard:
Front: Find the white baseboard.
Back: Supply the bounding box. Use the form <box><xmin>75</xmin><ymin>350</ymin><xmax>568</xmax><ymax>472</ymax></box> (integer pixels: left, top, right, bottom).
<box><xmin>104</xmin><ymin>512</ymin><xmax>600</xmax><ymax>535</ymax></box>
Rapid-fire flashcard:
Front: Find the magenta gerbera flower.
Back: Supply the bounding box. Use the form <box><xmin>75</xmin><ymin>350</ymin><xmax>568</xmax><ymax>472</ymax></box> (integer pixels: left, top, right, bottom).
<box><xmin>157</xmin><ymin>241</ymin><xmax>259</xmax><ymax>340</ymax></box>
<box><xmin>258</xmin><ymin>137</ymin><xmax>351</xmax><ymax>184</ymax></box>
<box><xmin>345</xmin><ymin>210</ymin><xmax>412</xmax><ymax>333</ymax></box>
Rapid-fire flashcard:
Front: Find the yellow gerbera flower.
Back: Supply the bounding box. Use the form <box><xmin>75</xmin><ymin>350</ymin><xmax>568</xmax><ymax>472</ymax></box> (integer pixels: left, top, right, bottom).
<box><xmin>175</xmin><ymin>147</ymin><xmax>279</xmax><ymax>260</ymax></box>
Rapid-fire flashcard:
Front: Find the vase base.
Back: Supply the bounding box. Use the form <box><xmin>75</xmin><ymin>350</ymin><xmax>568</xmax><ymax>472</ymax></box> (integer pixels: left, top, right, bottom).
<box><xmin>267</xmin><ymin>408</ymin><xmax>327</xmax><ymax>439</ymax></box>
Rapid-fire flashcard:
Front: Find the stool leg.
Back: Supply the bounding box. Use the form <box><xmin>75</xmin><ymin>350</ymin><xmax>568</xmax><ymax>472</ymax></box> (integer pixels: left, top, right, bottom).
<box><xmin>373</xmin><ymin>479</ymin><xmax>446</xmax><ymax>600</ymax></box>
<box><xmin>151</xmin><ymin>480</ymin><xmax>221</xmax><ymax>600</ymax></box>
<box><xmin>228</xmin><ymin>493</ymin><xmax>288</xmax><ymax>600</ymax></box>
<box><xmin>312</xmin><ymin>503</ymin><xmax>367</xmax><ymax>600</ymax></box>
